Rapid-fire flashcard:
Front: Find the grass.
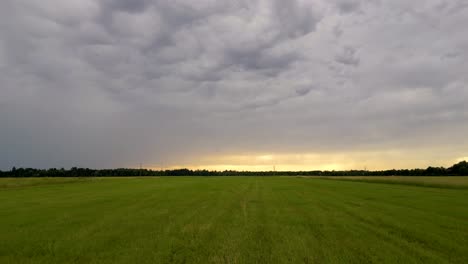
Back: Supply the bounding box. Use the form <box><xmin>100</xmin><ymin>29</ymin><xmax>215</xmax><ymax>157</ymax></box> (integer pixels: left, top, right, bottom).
<box><xmin>321</xmin><ymin>176</ymin><xmax>468</xmax><ymax>189</ymax></box>
<box><xmin>0</xmin><ymin>177</ymin><xmax>97</xmax><ymax>189</ymax></box>
<box><xmin>1</xmin><ymin>177</ymin><xmax>467</xmax><ymax>263</ymax></box>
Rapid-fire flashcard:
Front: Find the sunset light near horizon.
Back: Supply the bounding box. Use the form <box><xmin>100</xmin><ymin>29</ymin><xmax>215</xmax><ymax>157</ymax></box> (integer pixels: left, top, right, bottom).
<box><xmin>1</xmin><ymin>0</ymin><xmax>467</xmax><ymax>170</ymax></box>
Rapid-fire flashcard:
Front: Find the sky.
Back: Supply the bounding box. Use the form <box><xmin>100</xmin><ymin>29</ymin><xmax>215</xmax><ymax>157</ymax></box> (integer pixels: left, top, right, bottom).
<box><xmin>1</xmin><ymin>0</ymin><xmax>468</xmax><ymax>171</ymax></box>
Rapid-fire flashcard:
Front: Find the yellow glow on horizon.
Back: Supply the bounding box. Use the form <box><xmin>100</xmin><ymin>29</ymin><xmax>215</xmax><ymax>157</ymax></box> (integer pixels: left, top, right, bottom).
<box><xmin>257</xmin><ymin>155</ymin><xmax>274</xmax><ymax>162</ymax></box>
<box><xmin>173</xmin><ymin>163</ymin><xmax>345</xmax><ymax>172</ymax></box>
<box><xmin>147</xmin><ymin>149</ymin><xmax>467</xmax><ymax>171</ymax></box>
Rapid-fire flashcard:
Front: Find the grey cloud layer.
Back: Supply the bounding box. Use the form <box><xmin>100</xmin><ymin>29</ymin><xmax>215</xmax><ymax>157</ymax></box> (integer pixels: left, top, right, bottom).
<box><xmin>1</xmin><ymin>0</ymin><xmax>467</xmax><ymax>169</ymax></box>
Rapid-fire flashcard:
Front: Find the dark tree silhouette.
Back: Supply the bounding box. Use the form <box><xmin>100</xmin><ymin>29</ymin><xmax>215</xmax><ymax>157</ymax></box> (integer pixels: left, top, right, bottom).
<box><xmin>1</xmin><ymin>161</ymin><xmax>467</xmax><ymax>177</ymax></box>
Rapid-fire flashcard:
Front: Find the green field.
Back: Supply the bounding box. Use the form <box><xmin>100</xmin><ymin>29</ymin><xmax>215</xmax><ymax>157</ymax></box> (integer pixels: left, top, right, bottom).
<box><xmin>321</xmin><ymin>176</ymin><xmax>468</xmax><ymax>189</ymax></box>
<box><xmin>1</xmin><ymin>177</ymin><xmax>467</xmax><ymax>263</ymax></box>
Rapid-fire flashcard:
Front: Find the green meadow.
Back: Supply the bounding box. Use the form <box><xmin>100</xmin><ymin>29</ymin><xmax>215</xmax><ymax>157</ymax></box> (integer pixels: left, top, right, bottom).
<box><xmin>322</xmin><ymin>176</ymin><xmax>468</xmax><ymax>189</ymax></box>
<box><xmin>1</xmin><ymin>176</ymin><xmax>467</xmax><ymax>263</ymax></box>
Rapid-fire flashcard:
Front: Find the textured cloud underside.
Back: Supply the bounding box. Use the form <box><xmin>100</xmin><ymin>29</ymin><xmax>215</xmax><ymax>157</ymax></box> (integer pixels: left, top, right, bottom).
<box><xmin>1</xmin><ymin>0</ymin><xmax>467</xmax><ymax>169</ymax></box>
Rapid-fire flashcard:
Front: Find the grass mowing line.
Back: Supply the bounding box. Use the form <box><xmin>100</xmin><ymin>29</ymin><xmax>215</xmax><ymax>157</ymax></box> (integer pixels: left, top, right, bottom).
<box><xmin>320</xmin><ymin>177</ymin><xmax>468</xmax><ymax>189</ymax></box>
<box><xmin>0</xmin><ymin>177</ymin><xmax>99</xmax><ymax>190</ymax></box>
<box><xmin>308</xmin><ymin>178</ymin><xmax>468</xmax><ymax>263</ymax></box>
<box><xmin>297</xmin><ymin>179</ymin><xmax>432</xmax><ymax>263</ymax></box>
<box><xmin>316</xmin><ymin>178</ymin><xmax>468</xmax><ymax>222</ymax></box>
<box><xmin>1</xmin><ymin>177</ymin><xmax>467</xmax><ymax>263</ymax></box>
<box><xmin>0</xmin><ymin>177</ymin><xmax>162</xmax><ymax>190</ymax></box>
<box><xmin>301</xmin><ymin>180</ymin><xmax>445</xmax><ymax>263</ymax></box>
<box><xmin>176</xmin><ymin>178</ymin><xmax>255</xmax><ymax>264</ymax></box>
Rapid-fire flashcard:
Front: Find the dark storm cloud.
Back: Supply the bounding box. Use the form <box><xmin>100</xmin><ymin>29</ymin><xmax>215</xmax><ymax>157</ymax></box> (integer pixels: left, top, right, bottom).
<box><xmin>107</xmin><ymin>0</ymin><xmax>151</xmax><ymax>13</ymax></box>
<box><xmin>1</xmin><ymin>0</ymin><xmax>467</xmax><ymax>169</ymax></box>
<box><xmin>335</xmin><ymin>0</ymin><xmax>361</xmax><ymax>14</ymax></box>
<box><xmin>334</xmin><ymin>46</ymin><xmax>360</xmax><ymax>66</ymax></box>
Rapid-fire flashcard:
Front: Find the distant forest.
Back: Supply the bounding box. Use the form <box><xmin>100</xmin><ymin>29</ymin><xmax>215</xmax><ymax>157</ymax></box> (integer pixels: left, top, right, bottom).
<box><xmin>1</xmin><ymin>161</ymin><xmax>467</xmax><ymax>177</ymax></box>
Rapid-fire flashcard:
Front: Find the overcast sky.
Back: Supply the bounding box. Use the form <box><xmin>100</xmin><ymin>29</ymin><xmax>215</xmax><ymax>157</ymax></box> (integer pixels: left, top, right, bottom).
<box><xmin>1</xmin><ymin>0</ymin><xmax>467</xmax><ymax>170</ymax></box>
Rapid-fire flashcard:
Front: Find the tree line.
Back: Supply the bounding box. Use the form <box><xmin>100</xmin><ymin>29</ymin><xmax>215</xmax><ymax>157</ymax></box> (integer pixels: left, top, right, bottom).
<box><xmin>0</xmin><ymin>161</ymin><xmax>467</xmax><ymax>177</ymax></box>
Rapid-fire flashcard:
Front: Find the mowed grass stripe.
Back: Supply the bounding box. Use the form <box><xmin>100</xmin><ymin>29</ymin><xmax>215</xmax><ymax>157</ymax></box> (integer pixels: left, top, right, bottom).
<box><xmin>0</xmin><ymin>177</ymin><xmax>467</xmax><ymax>263</ymax></box>
<box><xmin>303</xmin><ymin>181</ymin><xmax>455</xmax><ymax>263</ymax></box>
<box><xmin>267</xmin><ymin>179</ymin><xmax>444</xmax><ymax>263</ymax></box>
<box><xmin>322</xmin><ymin>176</ymin><xmax>468</xmax><ymax>189</ymax></box>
